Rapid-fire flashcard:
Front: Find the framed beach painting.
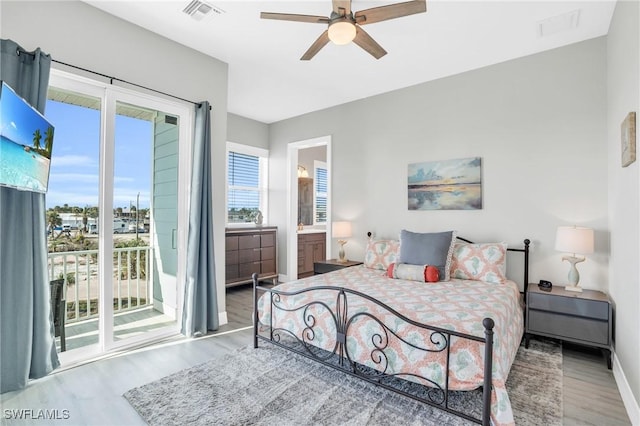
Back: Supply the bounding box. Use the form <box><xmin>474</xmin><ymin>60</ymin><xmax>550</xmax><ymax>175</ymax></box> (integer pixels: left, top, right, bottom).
<box><xmin>408</xmin><ymin>157</ymin><xmax>482</xmax><ymax>210</ymax></box>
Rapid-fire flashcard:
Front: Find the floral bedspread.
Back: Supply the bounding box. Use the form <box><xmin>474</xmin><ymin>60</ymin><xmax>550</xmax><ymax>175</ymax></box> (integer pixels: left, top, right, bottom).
<box><xmin>257</xmin><ymin>265</ymin><xmax>524</xmax><ymax>425</ymax></box>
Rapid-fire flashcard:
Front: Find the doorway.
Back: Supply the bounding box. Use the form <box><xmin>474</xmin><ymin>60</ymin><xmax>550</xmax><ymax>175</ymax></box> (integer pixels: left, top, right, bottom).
<box><xmin>286</xmin><ymin>136</ymin><xmax>332</xmax><ymax>281</ymax></box>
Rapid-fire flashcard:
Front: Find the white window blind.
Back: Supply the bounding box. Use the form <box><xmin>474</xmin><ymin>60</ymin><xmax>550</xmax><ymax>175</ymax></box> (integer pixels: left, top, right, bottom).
<box><xmin>228</xmin><ymin>151</ymin><xmax>260</xmax><ymax>223</ymax></box>
<box><xmin>314</xmin><ymin>163</ymin><xmax>327</xmax><ymax>224</ymax></box>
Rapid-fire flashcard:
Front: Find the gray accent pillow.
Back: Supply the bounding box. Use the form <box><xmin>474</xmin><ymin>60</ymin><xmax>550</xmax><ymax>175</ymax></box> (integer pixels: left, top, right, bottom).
<box><xmin>399</xmin><ymin>230</ymin><xmax>457</xmax><ymax>281</ymax></box>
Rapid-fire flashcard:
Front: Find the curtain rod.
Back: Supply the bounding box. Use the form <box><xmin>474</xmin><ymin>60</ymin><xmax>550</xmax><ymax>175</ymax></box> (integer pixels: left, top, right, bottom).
<box><xmin>51</xmin><ymin>58</ymin><xmax>209</xmax><ymax>109</ymax></box>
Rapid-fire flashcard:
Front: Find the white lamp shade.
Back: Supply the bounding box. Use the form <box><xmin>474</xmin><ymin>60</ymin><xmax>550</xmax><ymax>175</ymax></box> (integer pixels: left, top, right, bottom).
<box><xmin>332</xmin><ymin>221</ymin><xmax>352</xmax><ymax>239</ymax></box>
<box><xmin>328</xmin><ymin>21</ymin><xmax>356</xmax><ymax>45</ymax></box>
<box><xmin>555</xmin><ymin>226</ymin><xmax>594</xmax><ymax>255</ymax></box>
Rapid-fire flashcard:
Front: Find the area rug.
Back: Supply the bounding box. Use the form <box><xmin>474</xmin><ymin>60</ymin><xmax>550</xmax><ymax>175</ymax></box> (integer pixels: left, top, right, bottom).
<box><xmin>124</xmin><ymin>339</ymin><xmax>562</xmax><ymax>425</ymax></box>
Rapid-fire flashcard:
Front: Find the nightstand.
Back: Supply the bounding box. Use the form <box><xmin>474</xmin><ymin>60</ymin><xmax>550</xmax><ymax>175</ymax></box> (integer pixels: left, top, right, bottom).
<box><xmin>313</xmin><ymin>259</ymin><xmax>363</xmax><ymax>275</ymax></box>
<box><xmin>526</xmin><ymin>285</ymin><xmax>612</xmax><ymax>369</ymax></box>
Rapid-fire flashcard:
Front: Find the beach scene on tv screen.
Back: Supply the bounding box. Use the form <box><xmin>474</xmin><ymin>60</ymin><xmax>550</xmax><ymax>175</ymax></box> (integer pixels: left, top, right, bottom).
<box><xmin>0</xmin><ymin>81</ymin><xmax>54</xmax><ymax>193</ymax></box>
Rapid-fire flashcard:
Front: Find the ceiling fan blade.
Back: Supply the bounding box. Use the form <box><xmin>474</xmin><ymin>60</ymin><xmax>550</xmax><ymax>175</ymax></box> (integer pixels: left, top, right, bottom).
<box><xmin>332</xmin><ymin>0</ymin><xmax>351</xmax><ymax>16</ymax></box>
<box><xmin>301</xmin><ymin>30</ymin><xmax>330</xmax><ymax>60</ymax></box>
<box><xmin>352</xmin><ymin>26</ymin><xmax>387</xmax><ymax>59</ymax></box>
<box><xmin>354</xmin><ymin>0</ymin><xmax>426</xmax><ymax>25</ymax></box>
<box><xmin>260</xmin><ymin>12</ymin><xmax>329</xmax><ymax>24</ymax></box>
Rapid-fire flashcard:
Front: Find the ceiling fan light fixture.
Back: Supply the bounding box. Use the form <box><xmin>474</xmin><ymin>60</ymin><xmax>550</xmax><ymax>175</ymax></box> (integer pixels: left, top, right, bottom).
<box><xmin>328</xmin><ymin>20</ymin><xmax>356</xmax><ymax>45</ymax></box>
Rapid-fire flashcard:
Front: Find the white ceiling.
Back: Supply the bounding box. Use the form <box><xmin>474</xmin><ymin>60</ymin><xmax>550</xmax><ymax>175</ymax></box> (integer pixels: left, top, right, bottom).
<box><xmin>85</xmin><ymin>1</ymin><xmax>616</xmax><ymax>124</ymax></box>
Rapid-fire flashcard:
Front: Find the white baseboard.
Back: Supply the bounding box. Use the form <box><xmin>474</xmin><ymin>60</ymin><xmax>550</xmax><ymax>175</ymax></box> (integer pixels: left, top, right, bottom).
<box><xmin>613</xmin><ymin>351</ymin><xmax>640</xmax><ymax>425</ymax></box>
<box><xmin>278</xmin><ymin>273</ymin><xmax>289</xmax><ymax>283</ymax></box>
<box><xmin>218</xmin><ymin>310</ymin><xmax>228</xmax><ymax>326</ymax></box>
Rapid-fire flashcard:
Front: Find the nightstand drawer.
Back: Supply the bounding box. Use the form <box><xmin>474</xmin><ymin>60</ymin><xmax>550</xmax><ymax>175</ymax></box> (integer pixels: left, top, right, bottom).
<box><xmin>528</xmin><ymin>292</ymin><xmax>608</xmax><ymax>320</ymax></box>
<box><xmin>528</xmin><ymin>310</ymin><xmax>609</xmax><ymax>345</ymax></box>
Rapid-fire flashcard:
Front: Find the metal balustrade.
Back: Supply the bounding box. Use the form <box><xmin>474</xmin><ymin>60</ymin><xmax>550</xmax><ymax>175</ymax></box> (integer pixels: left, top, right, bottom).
<box><xmin>47</xmin><ymin>246</ymin><xmax>151</xmax><ymax>323</ymax></box>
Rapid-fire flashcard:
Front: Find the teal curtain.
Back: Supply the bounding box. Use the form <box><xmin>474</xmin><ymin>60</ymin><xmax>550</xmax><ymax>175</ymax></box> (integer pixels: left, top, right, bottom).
<box><xmin>0</xmin><ymin>39</ymin><xmax>58</xmax><ymax>393</ymax></box>
<box><xmin>181</xmin><ymin>102</ymin><xmax>218</xmax><ymax>336</ymax></box>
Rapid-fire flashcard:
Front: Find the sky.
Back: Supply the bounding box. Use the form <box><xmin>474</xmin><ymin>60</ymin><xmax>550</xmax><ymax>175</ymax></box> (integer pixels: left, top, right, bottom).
<box><xmin>44</xmin><ymin>99</ymin><xmax>152</xmax><ymax>210</ymax></box>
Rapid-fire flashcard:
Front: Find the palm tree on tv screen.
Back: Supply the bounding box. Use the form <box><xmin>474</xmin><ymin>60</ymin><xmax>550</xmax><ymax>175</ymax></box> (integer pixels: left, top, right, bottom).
<box><xmin>44</xmin><ymin>126</ymin><xmax>54</xmax><ymax>158</ymax></box>
<box><xmin>32</xmin><ymin>128</ymin><xmax>42</xmax><ymax>150</ymax></box>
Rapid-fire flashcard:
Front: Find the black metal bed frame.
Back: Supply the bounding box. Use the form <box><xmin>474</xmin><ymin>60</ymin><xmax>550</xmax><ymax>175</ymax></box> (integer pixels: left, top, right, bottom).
<box><xmin>252</xmin><ymin>238</ymin><xmax>530</xmax><ymax>426</ymax></box>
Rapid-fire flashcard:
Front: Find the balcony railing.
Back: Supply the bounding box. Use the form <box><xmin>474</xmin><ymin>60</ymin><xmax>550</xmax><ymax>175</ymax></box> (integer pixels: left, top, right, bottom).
<box><xmin>47</xmin><ymin>246</ymin><xmax>151</xmax><ymax>323</ymax></box>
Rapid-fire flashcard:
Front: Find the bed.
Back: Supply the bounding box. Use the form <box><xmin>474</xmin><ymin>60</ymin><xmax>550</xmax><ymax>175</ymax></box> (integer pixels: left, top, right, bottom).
<box><xmin>252</xmin><ymin>234</ymin><xmax>530</xmax><ymax>426</ymax></box>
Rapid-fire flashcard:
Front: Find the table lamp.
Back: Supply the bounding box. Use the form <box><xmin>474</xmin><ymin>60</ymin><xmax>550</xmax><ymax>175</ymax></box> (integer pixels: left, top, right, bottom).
<box><xmin>555</xmin><ymin>226</ymin><xmax>594</xmax><ymax>292</ymax></box>
<box><xmin>332</xmin><ymin>221</ymin><xmax>352</xmax><ymax>263</ymax></box>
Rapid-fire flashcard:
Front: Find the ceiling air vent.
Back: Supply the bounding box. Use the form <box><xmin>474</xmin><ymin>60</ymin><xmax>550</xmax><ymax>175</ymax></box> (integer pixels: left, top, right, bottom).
<box><xmin>182</xmin><ymin>0</ymin><xmax>224</xmax><ymax>21</ymax></box>
<box><xmin>537</xmin><ymin>10</ymin><xmax>580</xmax><ymax>37</ymax></box>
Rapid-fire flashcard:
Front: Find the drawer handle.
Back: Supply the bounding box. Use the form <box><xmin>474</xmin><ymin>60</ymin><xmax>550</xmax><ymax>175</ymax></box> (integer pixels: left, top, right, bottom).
<box><xmin>254</xmin><ymin>248</ymin><xmax>260</xmax><ymax>251</ymax></box>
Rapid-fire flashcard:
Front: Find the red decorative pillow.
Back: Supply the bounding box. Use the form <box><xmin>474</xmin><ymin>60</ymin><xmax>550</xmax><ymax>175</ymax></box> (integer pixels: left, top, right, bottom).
<box><xmin>425</xmin><ymin>265</ymin><xmax>440</xmax><ymax>282</ymax></box>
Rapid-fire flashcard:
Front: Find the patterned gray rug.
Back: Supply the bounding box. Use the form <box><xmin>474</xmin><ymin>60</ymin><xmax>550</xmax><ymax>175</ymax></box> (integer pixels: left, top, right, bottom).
<box><xmin>124</xmin><ymin>339</ymin><xmax>562</xmax><ymax>425</ymax></box>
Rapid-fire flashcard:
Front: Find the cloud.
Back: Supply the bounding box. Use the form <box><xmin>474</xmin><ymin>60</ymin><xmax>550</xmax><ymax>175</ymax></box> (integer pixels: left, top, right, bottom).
<box><xmin>51</xmin><ymin>155</ymin><xmax>96</xmax><ymax>167</ymax></box>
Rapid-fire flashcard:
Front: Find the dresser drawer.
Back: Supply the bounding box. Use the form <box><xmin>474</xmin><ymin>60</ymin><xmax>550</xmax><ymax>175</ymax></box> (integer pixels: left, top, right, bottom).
<box><xmin>226</xmin><ymin>264</ymin><xmax>239</xmax><ymax>281</ymax></box>
<box><xmin>528</xmin><ymin>292</ymin><xmax>608</xmax><ymax>320</ymax></box>
<box><xmin>238</xmin><ymin>248</ymin><xmax>261</xmax><ymax>263</ymax></box>
<box><xmin>238</xmin><ymin>234</ymin><xmax>261</xmax><ymax>249</ymax></box>
<box><xmin>298</xmin><ymin>233</ymin><xmax>325</xmax><ymax>243</ymax></box>
<box><xmin>225</xmin><ymin>236</ymin><xmax>238</xmax><ymax>251</ymax></box>
<box><xmin>225</xmin><ymin>250</ymin><xmax>238</xmax><ymax>266</ymax></box>
<box><xmin>261</xmin><ymin>246</ymin><xmax>275</xmax><ymax>261</ymax></box>
<box><xmin>238</xmin><ymin>261</ymin><xmax>261</xmax><ymax>279</ymax></box>
<box><xmin>528</xmin><ymin>310</ymin><xmax>609</xmax><ymax>345</ymax></box>
<box><xmin>260</xmin><ymin>259</ymin><xmax>276</xmax><ymax>276</ymax></box>
<box><xmin>261</xmin><ymin>232</ymin><xmax>276</xmax><ymax>247</ymax></box>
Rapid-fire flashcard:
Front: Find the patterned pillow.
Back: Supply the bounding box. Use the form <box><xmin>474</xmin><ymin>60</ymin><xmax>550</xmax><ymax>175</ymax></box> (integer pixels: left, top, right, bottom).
<box><xmin>364</xmin><ymin>239</ymin><xmax>400</xmax><ymax>270</ymax></box>
<box><xmin>450</xmin><ymin>242</ymin><xmax>508</xmax><ymax>284</ymax></box>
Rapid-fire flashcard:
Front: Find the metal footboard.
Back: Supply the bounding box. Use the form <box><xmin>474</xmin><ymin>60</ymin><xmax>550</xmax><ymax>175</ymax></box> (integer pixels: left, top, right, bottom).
<box><xmin>252</xmin><ymin>274</ymin><xmax>495</xmax><ymax>426</ymax></box>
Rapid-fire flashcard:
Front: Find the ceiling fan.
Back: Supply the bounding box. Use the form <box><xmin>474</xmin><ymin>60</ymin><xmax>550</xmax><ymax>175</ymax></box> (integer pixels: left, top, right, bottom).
<box><xmin>260</xmin><ymin>0</ymin><xmax>427</xmax><ymax>60</ymax></box>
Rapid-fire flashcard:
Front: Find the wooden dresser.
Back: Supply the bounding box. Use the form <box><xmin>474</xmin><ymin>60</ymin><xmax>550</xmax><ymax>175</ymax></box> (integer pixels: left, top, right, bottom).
<box><xmin>225</xmin><ymin>226</ymin><xmax>278</xmax><ymax>287</ymax></box>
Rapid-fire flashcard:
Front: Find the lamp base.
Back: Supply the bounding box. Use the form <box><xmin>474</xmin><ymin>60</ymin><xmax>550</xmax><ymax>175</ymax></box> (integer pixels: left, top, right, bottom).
<box><xmin>564</xmin><ymin>285</ymin><xmax>583</xmax><ymax>293</ymax></box>
<box><xmin>338</xmin><ymin>240</ymin><xmax>348</xmax><ymax>263</ymax></box>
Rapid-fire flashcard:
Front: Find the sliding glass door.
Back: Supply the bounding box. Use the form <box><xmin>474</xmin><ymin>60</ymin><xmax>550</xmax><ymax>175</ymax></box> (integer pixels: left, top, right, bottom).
<box><xmin>45</xmin><ymin>83</ymin><xmax>103</xmax><ymax>354</ymax></box>
<box><xmin>111</xmin><ymin>99</ymin><xmax>181</xmax><ymax>344</ymax></box>
<box><xmin>46</xmin><ymin>70</ymin><xmax>192</xmax><ymax>359</ymax></box>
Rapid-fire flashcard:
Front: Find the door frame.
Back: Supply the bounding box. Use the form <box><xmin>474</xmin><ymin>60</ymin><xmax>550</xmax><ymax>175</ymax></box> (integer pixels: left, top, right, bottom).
<box><xmin>48</xmin><ymin>69</ymin><xmax>193</xmax><ymax>362</ymax></box>
<box><xmin>286</xmin><ymin>136</ymin><xmax>332</xmax><ymax>281</ymax></box>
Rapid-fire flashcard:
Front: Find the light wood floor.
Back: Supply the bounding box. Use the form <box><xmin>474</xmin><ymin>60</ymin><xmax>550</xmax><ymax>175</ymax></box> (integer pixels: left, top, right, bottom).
<box><xmin>0</xmin><ymin>284</ymin><xmax>631</xmax><ymax>425</ymax></box>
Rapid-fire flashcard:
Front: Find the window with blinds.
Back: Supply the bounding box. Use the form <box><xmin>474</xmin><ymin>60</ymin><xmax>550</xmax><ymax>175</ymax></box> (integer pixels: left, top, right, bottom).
<box><xmin>227</xmin><ymin>145</ymin><xmax>268</xmax><ymax>224</ymax></box>
<box><xmin>314</xmin><ymin>163</ymin><xmax>327</xmax><ymax>224</ymax></box>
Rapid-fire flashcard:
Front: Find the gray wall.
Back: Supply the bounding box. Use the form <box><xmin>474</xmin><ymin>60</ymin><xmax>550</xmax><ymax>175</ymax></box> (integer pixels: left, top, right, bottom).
<box><xmin>269</xmin><ymin>38</ymin><xmax>609</xmax><ymax>293</ymax></box>
<box><xmin>607</xmin><ymin>0</ymin><xmax>640</xmax><ymax>414</ymax></box>
<box><xmin>227</xmin><ymin>112</ymin><xmax>269</xmax><ymax>149</ymax></box>
<box><xmin>1</xmin><ymin>1</ymin><xmax>230</xmax><ymax>314</ymax></box>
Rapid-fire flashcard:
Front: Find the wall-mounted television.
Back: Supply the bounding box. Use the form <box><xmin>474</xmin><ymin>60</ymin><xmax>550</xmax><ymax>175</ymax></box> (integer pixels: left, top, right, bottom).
<box><xmin>0</xmin><ymin>81</ymin><xmax>54</xmax><ymax>193</ymax></box>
